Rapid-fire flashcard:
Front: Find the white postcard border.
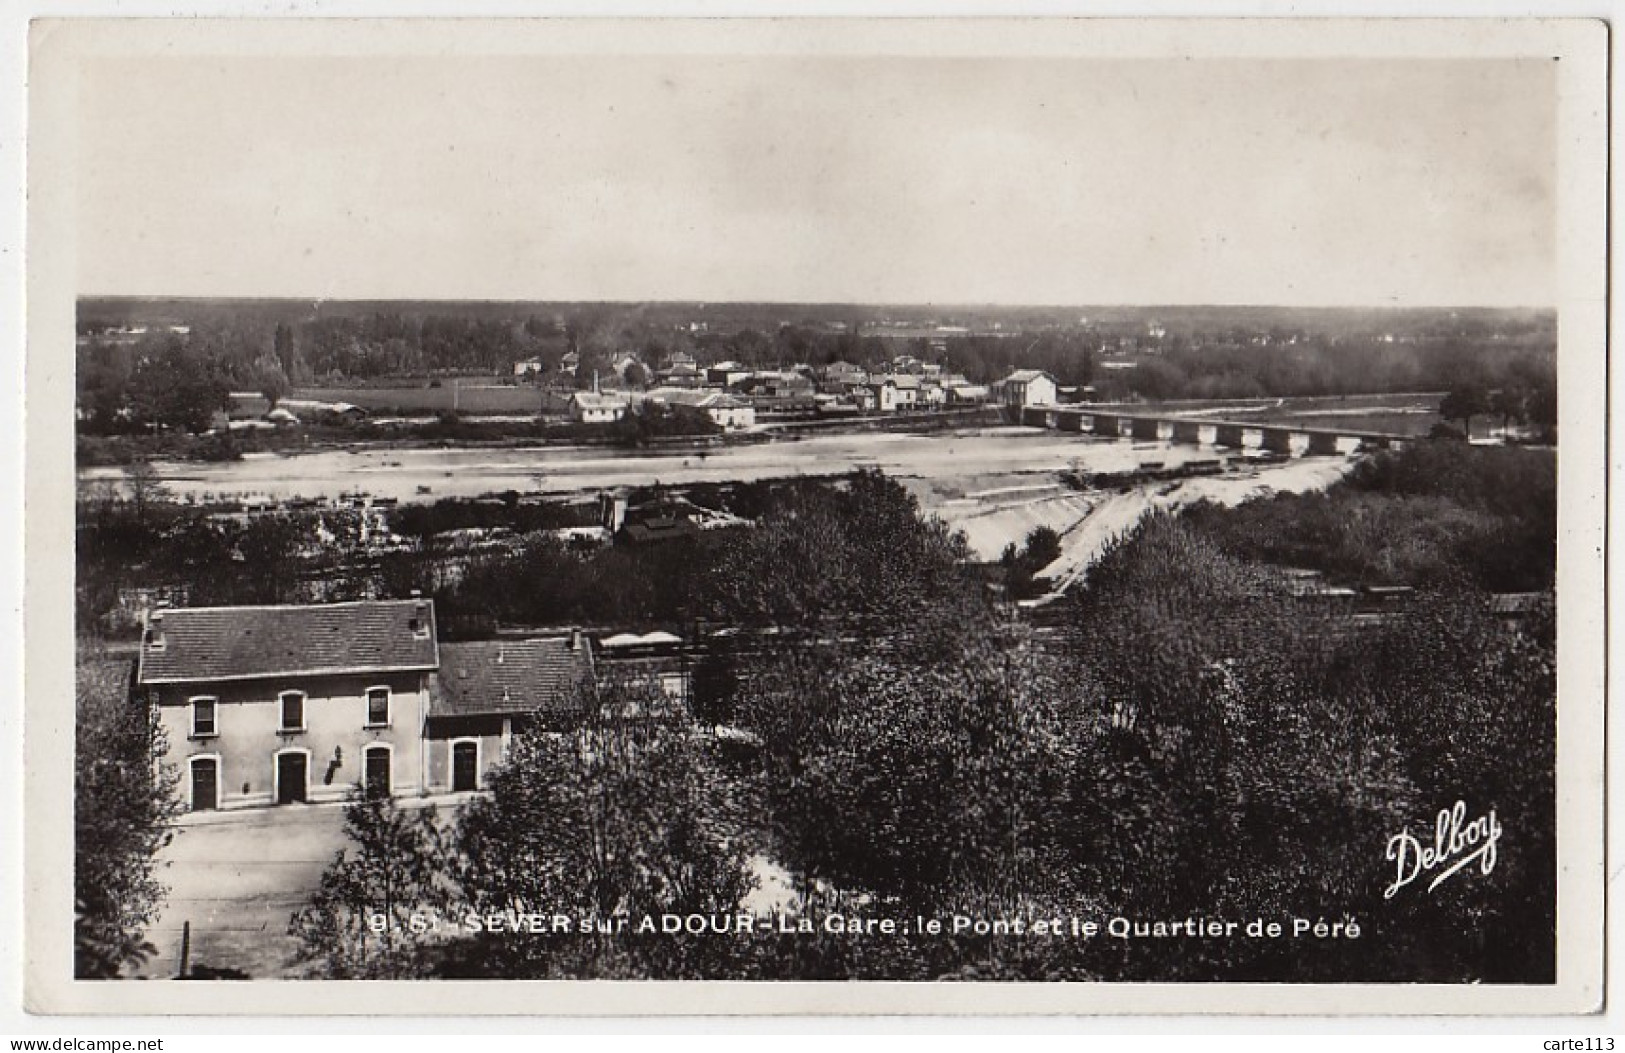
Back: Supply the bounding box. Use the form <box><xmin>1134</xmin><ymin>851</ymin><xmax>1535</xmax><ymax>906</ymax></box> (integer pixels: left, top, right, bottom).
<box><xmin>20</xmin><ymin>16</ymin><xmax>1610</xmax><ymax>1018</ymax></box>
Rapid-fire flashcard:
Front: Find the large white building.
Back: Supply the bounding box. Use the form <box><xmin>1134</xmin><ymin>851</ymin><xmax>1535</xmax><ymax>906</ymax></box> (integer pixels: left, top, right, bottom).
<box><xmin>137</xmin><ymin>600</ymin><xmax>594</xmax><ymax>811</ymax></box>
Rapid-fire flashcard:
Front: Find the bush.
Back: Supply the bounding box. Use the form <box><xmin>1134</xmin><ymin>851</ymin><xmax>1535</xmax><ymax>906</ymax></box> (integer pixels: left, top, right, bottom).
<box><xmin>1184</xmin><ymin>442</ymin><xmax>1555</xmax><ymax>592</ymax></box>
<box><xmin>191</xmin><ymin>431</ymin><xmax>244</xmax><ymax>462</ymax></box>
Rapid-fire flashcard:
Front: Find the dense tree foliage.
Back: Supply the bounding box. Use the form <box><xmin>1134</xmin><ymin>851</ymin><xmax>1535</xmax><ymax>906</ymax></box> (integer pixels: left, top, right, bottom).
<box><xmin>1087</xmin><ymin>337</ymin><xmax>1555</xmax><ymax>404</ymax></box>
<box><xmin>447</xmin><ymin>694</ymin><xmax>758</xmax><ymax>979</ymax></box>
<box><xmin>737</xmin><ymin>642</ymin><xmax>1073</xmax><ymax>908</ymax></box>
<box><xmin>703</xmin><ymin>470</ymin><xmax>988</xmax><ymax>651</ymax></box>
<box><xmin>1053</xmin><ymin>516</ymin><xmax>1551</xmax><ymax>981</ymax></box>
<box><xmin>1184</xmin><ymin>443</ymin><xmax>1556</xmax><ymax>592</ymax></box>
<box><xmin>388</xmin><ymin>496</ymin><xmax>593</xmax><ymax>540</ymax></box>
<box><xmin>1439</xmin><ymin>385</ymin><xmax>1491</xmax><ymax>435</ymax></box>
<box><xmin>610</xmin><ymin>401</ymin><xmax>720</xmax><ymax>447</ymax></box>
<box><xmin>437</xmin><ymin>534</ymin><xmax>719</xmax><ymax>635</ymax></box>
<box><xmin>75</xmin><ymin>650</ymin><xmax>181</xmax><ymax>978</ymax></box>
<box><xmin>74</xmin><ymin>425</ymin><xmax>1555</xmax><ymax>981</ymax></box>
<box><xmin>288</xmin><ymin>795</ymin><xmax>457</xmax><ymax>979</ymax></box>
<box><xmin>77</xmin><ymin>302</ymin><xmax>1555</xmax><ymax>422</ymax></box>
<box><xmin>76</xmin><ymin>495</ymin><xmax>331</xmax><ymax>632</ymax></box>
<box><xmin>85</xmin><ymin>339</ymin><xmax>234</xmax><ymax>435</ymax></box>
<box><xmin>272</xmin><ymin>452</ymin><xmax>1557</xmax><ymax>981</ymax></box>
<box><xmin>1000</xmin><ymin>525</ymin><xmax>1063</xmax><ymax>599</ymax></box>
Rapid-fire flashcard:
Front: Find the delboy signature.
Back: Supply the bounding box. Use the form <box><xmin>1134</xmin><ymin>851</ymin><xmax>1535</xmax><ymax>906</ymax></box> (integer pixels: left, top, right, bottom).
<box><xmin>1384</xmin><ymin>800</ymin><xmax>1503</xmax><ymax>899</ymax></box>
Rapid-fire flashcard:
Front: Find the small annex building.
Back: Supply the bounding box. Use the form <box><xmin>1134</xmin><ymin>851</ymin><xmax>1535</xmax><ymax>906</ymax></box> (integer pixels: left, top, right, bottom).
<box><xmin>428</xmin><ymin>635</ymin><xmax>595</xmax><ymax>793</ymax></box>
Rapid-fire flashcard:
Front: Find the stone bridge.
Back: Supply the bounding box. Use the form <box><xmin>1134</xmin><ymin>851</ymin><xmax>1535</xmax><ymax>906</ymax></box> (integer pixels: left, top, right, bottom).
<box><xmin>1019</xmin><ymin>405</ymin><xmax>1411</xmax><ymax>456</ymax></box>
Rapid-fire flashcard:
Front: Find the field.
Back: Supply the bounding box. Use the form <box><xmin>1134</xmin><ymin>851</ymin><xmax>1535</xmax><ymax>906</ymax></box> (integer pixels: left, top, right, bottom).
<box><xmin>291</xmin><ymin>384</ymin><xmax>550</xmax><ymax>416</ymax></box>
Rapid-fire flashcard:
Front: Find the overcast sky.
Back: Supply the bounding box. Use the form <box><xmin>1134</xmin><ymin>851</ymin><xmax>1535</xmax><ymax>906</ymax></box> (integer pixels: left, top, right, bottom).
<box><xmin>76</xmin><ymin>53</ymin><xmax>1555</xmax><ymax>306</ymax></box>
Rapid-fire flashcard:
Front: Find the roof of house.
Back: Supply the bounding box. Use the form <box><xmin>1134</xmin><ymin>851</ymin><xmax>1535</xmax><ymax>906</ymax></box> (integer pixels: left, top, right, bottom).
<box><xmin>622</xmin><ymin>516</ymin><xmax>703</xmax><ymax>544</ymax></box>
<box><xmin>276</xmin><ymin>398</ymin><xmax>364</xmax><ymax>416</ymax></box>
<box><xmin>137</xmin><ymin>600</ymin><xmax>439</xmax><ymax>685</ymax></box>
<box><xmin>648</xmin><ymin>387</ymin><xmax>748</xmax><ymax>410</ymax></box>
<box><xmin>1490</xmin><ymin>592</ymin><xmax>1549</xmax><ymax>615</ymax></box>
<box><xmin>571</xmin><ymin>392</ymin><xmax>630</xmax><ymax>411</ymax></box>
<box><xmin>1006</xmin><ymin>369</ymin><xmax>1057</xmax><ymax>384</ymax></box>
<box><xmin>599</xmin><ymin>630</ymin><xmax>684</xmax><ymax>648</ymax></box>
<box><xmin>432</xmin><ymin>637</ymin><xmax>592</xmax><ymax>719</ymax></box>
<box><xmin>745</xmin><ymin>370</ymin><xmax>813</xmax><ymax>386</ymax></box>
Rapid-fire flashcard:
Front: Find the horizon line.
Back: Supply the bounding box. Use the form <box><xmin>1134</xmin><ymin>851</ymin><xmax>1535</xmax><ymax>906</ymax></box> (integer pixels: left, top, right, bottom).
<box><xmin>76</xmin><ymin>294</ymin><xmax>1557</xmax><ymax>313</ymax></box>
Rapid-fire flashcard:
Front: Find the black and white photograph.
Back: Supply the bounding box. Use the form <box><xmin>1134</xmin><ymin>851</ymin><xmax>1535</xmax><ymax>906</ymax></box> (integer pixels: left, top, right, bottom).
<box><xmin>20</xmin><ymin>16</ymin><xmax>1608</xmax><ymax>1016</ymax></box>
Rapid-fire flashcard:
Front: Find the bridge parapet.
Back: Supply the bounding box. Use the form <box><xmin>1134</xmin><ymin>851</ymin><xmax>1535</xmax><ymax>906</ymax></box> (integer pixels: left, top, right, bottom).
<box><xmin>1048</xmin><ymin>407</ymin><xmax>1410</xmax><ymax>451</ymax></box>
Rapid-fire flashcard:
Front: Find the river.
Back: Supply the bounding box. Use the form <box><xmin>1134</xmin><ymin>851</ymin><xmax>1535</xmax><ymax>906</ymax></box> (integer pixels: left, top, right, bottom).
<box><xmin>80</xmin><ymin>427</ymin><xmax>1281</xmax><ymax>505</ymax></box>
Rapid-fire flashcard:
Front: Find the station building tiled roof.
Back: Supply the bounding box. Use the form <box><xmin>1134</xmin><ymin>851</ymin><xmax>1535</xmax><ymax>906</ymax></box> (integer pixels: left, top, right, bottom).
<box><xmin>136</xmin><ymin>600</ymin><xmax>439</xmax><ymax>686</ymax></box>
<box><xmin>431</xmin><ymin>637</ymin><xmax>593</xmax><ymax>719</ymax></box>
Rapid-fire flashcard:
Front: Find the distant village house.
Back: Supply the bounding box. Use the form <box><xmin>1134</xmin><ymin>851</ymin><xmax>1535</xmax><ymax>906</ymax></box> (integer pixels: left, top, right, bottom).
<box><xmin>569</xmin><ymin>391</ymin><xmax>631</xmax><ymax>424</ymax></box>
<box><xmin>997</xmin><ymin>369</ymin><xmax>1059</xmax><ymax>409</ymax></box>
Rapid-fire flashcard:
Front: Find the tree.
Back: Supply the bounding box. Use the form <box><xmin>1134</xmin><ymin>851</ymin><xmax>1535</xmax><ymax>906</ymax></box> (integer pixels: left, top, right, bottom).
<box><xmin>1489</xmin><ymin>386</ymin><xmax>1526</xmax><ymax>437</ymax></box>
<box><xmin>1002</xmin><ymin>525</ymin><xmax>1064</xmax><ymax>599</ymax></box>
<box><xmin>250</xmin><ymin>354</ymin><xmax>291</xmax><ymax>407</ymax></box>
<box><xmin>231</xmin><ymin>514</ymin><xmax>309</xmax><ymax>605</ymax></box>
<box><xmin>1051</xmin><ymin>508</ymin><xmax>1554</xmax><ymax>982</ymax></box>
<box><xmin>451</xmin><ymin>695</ymin><xmax>756</xmax><ymax>978</ymax></box>
<box><xmin>1023</xmin><ymin>525</ymin><xmax>1063</xmax><ymax>570</ymax></box>
<box><xmin>609</xmin><ymin>400</ymin><xmax>718</xmax><ymax>448</ymax></box>
<box><xmin>273</xmin><ymin>321</ymin><xmax>297</xmax><ymax>378</ymax></box>
<box><xmin>75</xmin><ymin>648</ymin><xmax>181</xmax><ymax>977</ymax></box>
<box><xmin>688</xmin><ymin>648</ymin><xmax>741</xmax><ymax>727</ymax></box>
<box><xmin>288</xmin><ymin>794</ymin><xmax>455</xmax><ymax>979</ymax></box>
<box><xmin>1527</xmin><ymin>376</ymin><xmax>1558</xmax><ymax>443</ymax></box>
<box><xmin>1345</xmin><ymin>586</ymin><xmax>1556</xmax><ymax>982</ymax></box>
<box><xmin>122</xmin><ymin>460</ymin><xmax>170</xmax><ymax>524</ymax></box>
<box><xmin>737</xmin><ymin>642</ymin><xmax>1073</xmax><ymax>909</ymax></box>
<box><xmin>126</xmin><ymin>340</ymin><xmax>232</xmax><ymax>434</ymax></box>
<box><xmin>76</xmin><ymin>340</ymin><xmax>134</xmax><ymax>434</ymax></box>
<box><xmin>704</xmin><ymin>470</ymin><xmax>987</xmax><ymax>651</ymax></box>
<box><xmin>1439</xmin><ymin>386</ymin><xmax>1490</xmax><ymax>438</ymax></box>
